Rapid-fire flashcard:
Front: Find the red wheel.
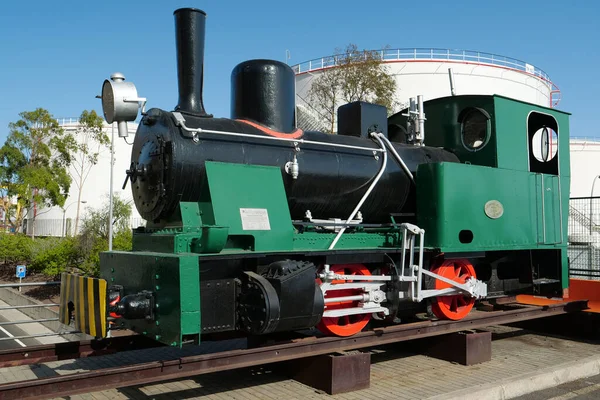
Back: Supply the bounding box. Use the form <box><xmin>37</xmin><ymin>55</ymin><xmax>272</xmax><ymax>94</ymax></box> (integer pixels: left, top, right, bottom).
<box><xmin>431</xmin><ymin>259</ymin><xmax>476</xmax><ymax>320</ymax></box>
<box><xmin>316</xmin><ymin>264</ymin><xmax>371</xmax><ymax>337</ymax></box>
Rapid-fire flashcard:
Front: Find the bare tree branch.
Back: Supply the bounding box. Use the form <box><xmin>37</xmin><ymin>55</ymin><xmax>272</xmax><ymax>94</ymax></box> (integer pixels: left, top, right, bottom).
<box><xmin>306</xmin><ymin>44</ymin><xmax>398</xmax><ymax>134</ymax></box>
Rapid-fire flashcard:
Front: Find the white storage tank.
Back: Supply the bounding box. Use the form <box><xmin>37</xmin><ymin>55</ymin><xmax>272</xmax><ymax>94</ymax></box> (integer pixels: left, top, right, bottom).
<box><xmin>24</xmin><ymin>119</ymin><xmax>143</xmax><ymax>237</ymax></box>
<box><xmin>293</xmin><ymin>48</ymin><xmax>560</xmax><ymax>131</ymax></box>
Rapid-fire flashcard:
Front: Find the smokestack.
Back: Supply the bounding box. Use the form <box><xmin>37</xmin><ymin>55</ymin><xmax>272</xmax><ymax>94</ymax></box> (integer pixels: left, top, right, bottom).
<box><xmin>173</xmin><ymin>8</ymin><xmax>210</xmax><ymax>116</ymax></box>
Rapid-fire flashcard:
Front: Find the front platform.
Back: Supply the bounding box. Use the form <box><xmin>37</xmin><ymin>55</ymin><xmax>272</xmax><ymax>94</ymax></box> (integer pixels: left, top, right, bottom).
<box><xmin>516</xmin><ymin>278</ymin><xmax>600</xmax><ymax>312</ymax></box>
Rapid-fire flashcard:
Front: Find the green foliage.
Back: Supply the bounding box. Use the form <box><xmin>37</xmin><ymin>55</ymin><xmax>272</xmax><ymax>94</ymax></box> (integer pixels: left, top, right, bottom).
<box><xmin>307</xmin><ymin>44</ymin><xmax>398</xmax><ymax>134</ymax></box>
<box><xmin>0</xmin><ymin>108</ymin><xmax>77</xmax><ymax>233</ymax></box>
<box><xmin>29</xmin><ymin>237</ymin><xmax>78</xmax><ymax>277</ymax></box>
<box><xmin>113</xmin><ymin>228</ymin><xmax>133</xmax><ymax>251</ymax></box>
<box><xmin>0</xmin><ymin>190</ymin><xmax>134</xmax><ymax>278</ymax></box>
<box><xmin>77</xmin><ymin>194</ymin><xmax>133</xmax><ymax>277</ymax></box>
<box><xmin>79</xmin><ymin>229</ymin><xmax>132</xmax><ymax>277</ymax></box>
<box><xmin>0</xmin><ymin>234</ymin><xmax>32</xmax><ymax>264</ymax></box>
<box><xmin>0</xmin><ymin>193</ymin><xmax>134</xmax><ymax>278</ymax></box>
<box><xmin>80</xmin><ymin>194</ymin><xmax>132</xmax><ymax>241</ymax></box>
<box><xmin>0</xmin><ymin>233</ymin><xmax>77</xmax><ymax>278</ymax></box>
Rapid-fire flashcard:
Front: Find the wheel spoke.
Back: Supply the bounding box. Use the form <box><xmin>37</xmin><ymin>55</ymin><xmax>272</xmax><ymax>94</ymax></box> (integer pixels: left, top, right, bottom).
<box><xmin>431</xmin><ymin>259</ymin><xmax>476</xmax><ymax>321</ymax></box>
<box><xmin>316</xmin><ymin>264</ymin><xmax>372</xmax><ymax>337</ymax></box>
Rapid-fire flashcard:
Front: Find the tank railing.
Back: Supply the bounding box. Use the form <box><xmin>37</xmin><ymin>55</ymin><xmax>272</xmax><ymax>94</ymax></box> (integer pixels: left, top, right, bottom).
<box><xmin>56</xmin><ymin>117</ymin><xmax>81</xmax><ymax>126</ymax></box>
<box><xmin>293</xmin><ymin>47</ymin><xmax>557</xmax><ymax>87</ymax></box>
<box><xmin>570</xmin><ymin>136</ymin><xmax>600</xmax><ymax>143</ymax></box>
<box><xmin>36</xmin><ymin>117</ymin><xmax>138</xmax><ymax>129</ymax></box>
<box><xmin>30</xmin><ymin>118</ymin><xmax>83</xmax><ymax>128</ymax></box>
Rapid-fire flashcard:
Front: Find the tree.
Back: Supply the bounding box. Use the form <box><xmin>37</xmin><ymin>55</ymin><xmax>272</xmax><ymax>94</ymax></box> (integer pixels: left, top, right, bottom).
<box><xmin>70</xmin><ymin>110</ymin><xmax>109</xmax><ymax>235</ymax></box>
<box><xmin>78</xmin><ymin>194</ymin><xmax>133</xmax><ymax>276</ymax></box>
<box><xmin>0</xmin><ymin>108</ymin><xmax>76</xmax><ymax>238</ymax></box>
<box><xmin>306</xmin><ymin>56</ymin><xmax>343</xmax><ymax>134</ymax></box>
<box><xmin>80</xmin><ymin>194</ymin><xmax>132</xmax><ymax>242</ymax></box>
<box><xmin>307</xmin><ymin>44</ymin><xmax>398</xmax><ymax>134</ymax></box>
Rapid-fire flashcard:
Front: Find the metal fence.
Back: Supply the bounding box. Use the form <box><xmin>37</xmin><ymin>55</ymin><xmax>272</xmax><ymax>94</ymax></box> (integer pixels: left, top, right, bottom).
<box><xmin>568</xmin><ymin>197</ymin><xmax>600</xmax><ymax>280</ymax></box>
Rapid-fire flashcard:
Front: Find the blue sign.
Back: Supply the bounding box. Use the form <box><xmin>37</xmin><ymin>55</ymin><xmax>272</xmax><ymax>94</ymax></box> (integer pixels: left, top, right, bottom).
<box><xmin>16</xmin><ymin>265</ymin><xmax>26</xmax><ymax>279</ymax></box>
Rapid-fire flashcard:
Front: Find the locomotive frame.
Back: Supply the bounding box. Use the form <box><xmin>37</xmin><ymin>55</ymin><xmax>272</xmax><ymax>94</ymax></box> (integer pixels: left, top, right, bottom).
<box><xmin>59</xmin><ymin>7</ymin><xmax>570</xmax><ymax>347</ymax></box>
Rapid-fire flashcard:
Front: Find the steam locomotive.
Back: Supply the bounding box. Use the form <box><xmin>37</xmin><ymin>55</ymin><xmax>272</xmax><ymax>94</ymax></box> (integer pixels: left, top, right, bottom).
<box><xmin>60</xmin><ymin>8</ymin><xmax>570</xmax><ymax>347</ymax></box>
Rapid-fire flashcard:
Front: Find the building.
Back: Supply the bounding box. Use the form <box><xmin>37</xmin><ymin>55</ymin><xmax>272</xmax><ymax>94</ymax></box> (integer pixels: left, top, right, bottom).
<box><xmin>26</xmin><ymin>118</ymin><xmax>142</xmax><ymax>237</ymax></box>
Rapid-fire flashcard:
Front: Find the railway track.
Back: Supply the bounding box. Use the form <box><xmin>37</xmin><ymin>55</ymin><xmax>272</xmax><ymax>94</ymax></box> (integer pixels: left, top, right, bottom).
<box><xmin>0</xmin><ymin>334</ymin><xmax>161</xmax><ymax>368</ymax></box>
<box><xmin>0</xmin><ymin>300</ymin><xmax>588</xmax><ymax>400</ymax></box>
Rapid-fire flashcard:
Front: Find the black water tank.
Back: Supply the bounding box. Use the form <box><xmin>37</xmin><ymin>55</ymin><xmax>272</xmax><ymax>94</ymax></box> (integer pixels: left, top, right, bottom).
<box><xmin>230</xmin><ymin>60</ymin><xmax>296</xmax><ymax>133</ymax></box>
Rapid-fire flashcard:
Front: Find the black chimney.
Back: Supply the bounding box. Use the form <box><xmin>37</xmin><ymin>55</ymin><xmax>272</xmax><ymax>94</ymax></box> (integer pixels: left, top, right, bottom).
<box><xmin>173</xmin><ymin>8</ymin><xmax>210</xmax><ymax>116</ymax></box>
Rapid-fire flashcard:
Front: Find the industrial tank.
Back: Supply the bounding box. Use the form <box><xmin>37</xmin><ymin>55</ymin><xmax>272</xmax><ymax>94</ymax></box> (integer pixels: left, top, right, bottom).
<box><xmin>294</xmin><ymin>49</ymin><xmax>560</xmax><ymax>132</ymax></box>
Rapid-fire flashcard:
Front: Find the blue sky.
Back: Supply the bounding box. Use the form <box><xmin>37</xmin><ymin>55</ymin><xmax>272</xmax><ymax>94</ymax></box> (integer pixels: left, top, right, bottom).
<box><xmin>0</xmin><ymin>0</ymin><xmax>598</xmax><ymax>142</ymax></box>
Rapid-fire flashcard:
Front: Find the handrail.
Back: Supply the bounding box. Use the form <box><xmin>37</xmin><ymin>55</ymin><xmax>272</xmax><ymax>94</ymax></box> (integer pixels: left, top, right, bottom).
<box><xmin>55</xmin><ymin>117</ymin><xmax>81</xmax><ymax>125</ymax></box>
<box><xmin>571</xmin><ymin>196</ymin><xmax>600</xmax><ymax>200</ymax></box>
<box><xmin>292</xmin><ymin>47</ymin><xmax>558</xmax><ymax>90</ymax></box>
<box><xmin>570</xmin><ymin>136</ymin><xmax>600</xmax><ymax>143</ymax></box>
<box><xmin>569</xmin><ymin>205</ymin><xmax>596</xmax><ymax>229</ymax></box>
<box><xmin>52</xmin><ymin>118</ymin><xmax>139</xmax><ymax>128</ymax></box>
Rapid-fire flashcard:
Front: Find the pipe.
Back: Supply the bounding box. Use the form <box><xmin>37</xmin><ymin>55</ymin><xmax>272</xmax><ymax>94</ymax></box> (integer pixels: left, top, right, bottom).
<box><xmin>324</xmin><ymin>295</ymin><xmax>366</xmax><ymax>304</ymax></box>
<box><xmin>109</xmin><ymin>122</ymin><xmax>114</xmax><ymax>251</ymax></box>
<box><xmin>173</xmin><ymin>8</ymin><xmax>210</xmax><ymax>116</ymax></box>
<box><xmin>328</xmin><ymin>132</ymin><xmax>388</xmax><ymax>250</ymax></box>
<box><xmin>417</xmin><ymin>95</ymin><xmax>425</xmax><ymax>144</ymax></box>
<box><xmin>590</xmin><ymin>175</ymin><xmax>600</xmax><ymax>234</ymax></box>
<box><xmin>448</xmin><ymin>68</ymin><xmax>456</xmax><ymax>96</ymax></box>
<box><xmin>378</xmin><ymin>134</ymin><xmax>415</xmax><ymax>183</ymax></box>
<box><xmin>174</xmin><ymin>116</ymin><xmax>386</xmax><ymax>153</ymax></box>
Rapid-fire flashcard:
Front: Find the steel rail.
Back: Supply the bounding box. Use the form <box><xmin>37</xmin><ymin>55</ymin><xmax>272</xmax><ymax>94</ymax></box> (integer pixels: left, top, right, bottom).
<box><xmin>0</xmin><ymin>334</ymin><xmax>161</xmax><ymax>368</ymax></box>
<box><xmin>0</xmin><ymin>300</ymin><xmax>587</xmax><ymax>400</ymax></box>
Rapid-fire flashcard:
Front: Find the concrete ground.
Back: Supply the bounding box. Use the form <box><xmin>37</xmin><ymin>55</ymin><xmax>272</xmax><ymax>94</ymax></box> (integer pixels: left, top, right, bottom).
<box><xmin>0</xmin><ymin>323</ymin><xmax>597</xmax><ymax>399</ymax></box>
<box><xmin>513</xmin><ymin>373</ymin><xmax>600</xmax><ymax>400</ymax></box>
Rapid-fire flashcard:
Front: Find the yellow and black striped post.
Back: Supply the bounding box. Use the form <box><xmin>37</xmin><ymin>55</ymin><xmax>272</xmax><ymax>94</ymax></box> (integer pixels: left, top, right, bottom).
<box><xmin>59</xmin><ymin>272</ymin><xmax>108</xmax><ymax>338</ymax></box>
